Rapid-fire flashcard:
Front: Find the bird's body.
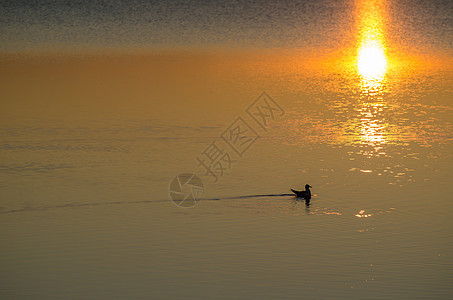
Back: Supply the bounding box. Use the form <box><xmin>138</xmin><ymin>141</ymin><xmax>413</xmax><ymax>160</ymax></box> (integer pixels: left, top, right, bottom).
<box><xmin>291</xmin><ymin>184</ymin><xmax>312</xmax><ymax>200</ymax></box>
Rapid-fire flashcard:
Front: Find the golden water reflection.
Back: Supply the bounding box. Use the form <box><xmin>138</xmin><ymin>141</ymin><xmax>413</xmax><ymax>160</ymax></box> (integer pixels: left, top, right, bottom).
<box><xmin>355</xmin><ymin>210</ymin><xmax>373</xmax><ymax>218</ymax></box>
<box><xmin>279</xmin><ymin>0</ymin><xmax>451</xmax><ymax>155</ymax></box>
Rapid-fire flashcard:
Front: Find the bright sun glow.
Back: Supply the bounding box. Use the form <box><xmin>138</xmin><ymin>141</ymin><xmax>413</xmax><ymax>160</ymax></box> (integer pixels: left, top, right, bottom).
<box><xmin>357</xmin><ymin>40</ymin><xmax>387</xmax><ymax>79</ymax></box>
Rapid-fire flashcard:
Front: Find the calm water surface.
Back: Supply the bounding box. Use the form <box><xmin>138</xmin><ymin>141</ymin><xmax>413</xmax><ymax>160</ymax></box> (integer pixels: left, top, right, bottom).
<box><xmin>1</xmin><ymin>0</ymin><xmax>452</xmax><ymax>299</ymax></box>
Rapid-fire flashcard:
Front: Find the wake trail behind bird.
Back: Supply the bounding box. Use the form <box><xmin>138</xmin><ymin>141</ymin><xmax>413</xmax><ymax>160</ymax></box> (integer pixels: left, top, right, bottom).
<box><xmin>0</xmin><ymin>193</ymin><xmax>296</xmax><ymax>214</ymax></box>
<box><xmin>206</xmin><ymin>193</ymin><xmax>294</xmax><ymax>200</ymax></box>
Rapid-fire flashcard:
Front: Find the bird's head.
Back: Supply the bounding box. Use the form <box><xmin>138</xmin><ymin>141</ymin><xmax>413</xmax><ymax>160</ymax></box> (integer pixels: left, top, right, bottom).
<box><xmin>305</xmin><ymin>184</ymin><xmax>312</xmax><ymax>189</ymax></box>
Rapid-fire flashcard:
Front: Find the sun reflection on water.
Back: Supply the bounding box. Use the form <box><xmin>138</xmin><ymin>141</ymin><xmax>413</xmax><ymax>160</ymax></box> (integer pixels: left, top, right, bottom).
<box><xmin>355</xmin><ymin>0</ymin><xmax>390</xmax><ymax>151</ymax></box>
<box><xmin>357</xmin><ymin>40</ymin><xmax>387</xmax><ymax>80</ymax></box>
<box><xmin>356</xmin><ymin>0</ymin><xmax>388</xmax><ymax>81</ymax></box>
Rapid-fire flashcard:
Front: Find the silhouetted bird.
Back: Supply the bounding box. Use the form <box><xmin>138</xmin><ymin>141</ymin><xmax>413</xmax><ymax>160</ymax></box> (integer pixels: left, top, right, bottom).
<box><xmin>291</xmin><ymin>184</ymin><xmax>312</xmax><ymax>200</ymax></box>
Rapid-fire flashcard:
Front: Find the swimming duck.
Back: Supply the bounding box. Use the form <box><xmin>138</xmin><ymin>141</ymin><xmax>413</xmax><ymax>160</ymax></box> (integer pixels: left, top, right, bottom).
<box><xmin>291</xmin><ymin>184</ymin><xmax>312</xmax><ymax>200</ymax></box>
